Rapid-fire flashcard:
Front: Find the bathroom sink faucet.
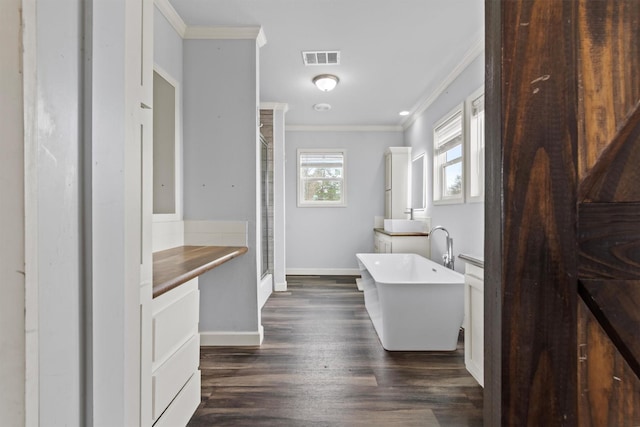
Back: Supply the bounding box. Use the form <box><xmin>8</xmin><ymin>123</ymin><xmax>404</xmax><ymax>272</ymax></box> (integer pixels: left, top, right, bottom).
<box><xmin>429</xmin><ymin>226</ymin><xmax>454</xmax><ymax>270</ymax></box>
<box><xmin>404</xmin><ymin>208</ymin><xmax>415</xmax><ymax>220</ymax></box>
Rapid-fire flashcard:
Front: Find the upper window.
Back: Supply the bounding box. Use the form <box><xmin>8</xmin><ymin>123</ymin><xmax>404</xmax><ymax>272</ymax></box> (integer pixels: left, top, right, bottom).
<box><xmin>433</xmin><ymin>105</ymin><xmax>464</xmax><ymax>204</ymax></box>
<box><xmin>466</xmin><ymin>89</ymin><xmax>485</xmax><ymax>202</ymax></box>
<box><xmin>297</xmin><ymin>149</ymin><xmax>347</xmax><ymax>207</ymax></box>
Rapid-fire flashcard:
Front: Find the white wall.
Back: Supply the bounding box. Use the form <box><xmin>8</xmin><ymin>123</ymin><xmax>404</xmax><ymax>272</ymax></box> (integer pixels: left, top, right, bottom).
<box><xmin>285</xmin><ymin>130</ymin><xmax>403</xmax><ymax>272</ymax></box>
<box><xmin>183</xmin><ymin>39</ymin><xmax>260</xmax><ymax>335</ymax></box>
<box><xmin>0</xmin><ymin>1</ymin><xmax>25</xmax><ymax>425</ymax></box>
<box><xmin>154</xmin><ymin>6</ymin><xmax>183</xmax><ymax>84</ymax></box>
<box><xmin>404</xmin><ymin>54</ymin><xmax>485</xmax><ymax>273</ymax></box>
<box><xmin>35</xmin><ymin>0</ymin><xmax>84</xmax><ymax>423</ymax></box>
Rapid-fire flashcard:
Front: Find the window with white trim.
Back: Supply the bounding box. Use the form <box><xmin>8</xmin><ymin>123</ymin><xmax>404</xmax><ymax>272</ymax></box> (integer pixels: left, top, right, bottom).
<box><xmin>466</xmin><ymin>89</ymin><xmax>485</xmax><ymax>202</ymax></box>
<box><xmin>433</xmin><ymin>105</ymin><xmax>464</xmax><ymax>204</ymax></box>
<box><xmin>297</xmin><ymin>149</ymin><xmax>347</xmax><ymax>207</ymax></box>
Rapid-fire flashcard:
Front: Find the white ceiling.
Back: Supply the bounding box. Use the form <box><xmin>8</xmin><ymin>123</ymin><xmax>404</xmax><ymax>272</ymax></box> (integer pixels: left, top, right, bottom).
<box><xmin>168</xmin><ymin>0</ymin><xmax>484</xmax><ymax>127</ymax></box>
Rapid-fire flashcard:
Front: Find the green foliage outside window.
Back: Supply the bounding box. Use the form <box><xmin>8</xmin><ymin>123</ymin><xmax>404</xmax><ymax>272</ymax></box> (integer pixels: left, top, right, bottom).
<box><xmin>298</xmin><ymin>150</ymin><xmax>346</xmax><ymax>206</ymax></box>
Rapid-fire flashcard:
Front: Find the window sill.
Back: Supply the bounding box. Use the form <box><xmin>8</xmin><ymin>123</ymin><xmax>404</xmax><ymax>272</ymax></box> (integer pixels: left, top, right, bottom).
<box><xmin>433</xmin><ymin>198</ymin><xmax>465</xmax><ymax>206</ymax></box>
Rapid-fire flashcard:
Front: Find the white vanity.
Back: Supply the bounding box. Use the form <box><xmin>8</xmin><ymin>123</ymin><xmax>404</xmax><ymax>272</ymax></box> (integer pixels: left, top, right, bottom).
<box><xmin>150</xmin><ymin>245</ymin><xmax>248</xmax><ymax>425</ymax></box>
<box><xmin>373</xmin><ymin>228</ymin><xmax>430</xmax><ymax>258</ymax></box>
<box><xmin>370</xmin><ymin>146</ymin><xmax>430</xmax><ymax>261</ymax></box>
<box><xmin>459</xmin><ymin>253</ymin><xmax>484</xmax><ymax>387</ymax></box>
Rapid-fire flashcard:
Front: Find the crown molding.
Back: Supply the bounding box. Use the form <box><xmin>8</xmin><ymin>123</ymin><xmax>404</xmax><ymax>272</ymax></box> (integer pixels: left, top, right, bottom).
<box><xmin>184</xmin><ymin>26</ymin><xmax>267</xmax><ymax>47</ymax></box>
<box><xmin>260</xmin><ymin>102</ymin><xmax>289</xmax><ymax>112</ymax></box>
<box><xmin>402</xmin><ymin>37</ymin><xmax>484</xmax><ymax>130</ymax></box>
<box><xmin>286</xmin><ymin>125</ymin><xmax>403</xmax><ymax>132</ymax></box>
<box><xmin>154</xmin><ymin>0</ymin><xmax>187</xmax><ymax>38</ymax></box>
<box><xmin>153</xmin><ymin>2</ymin><xmax>267</xmax><ymax>47</ymax></box>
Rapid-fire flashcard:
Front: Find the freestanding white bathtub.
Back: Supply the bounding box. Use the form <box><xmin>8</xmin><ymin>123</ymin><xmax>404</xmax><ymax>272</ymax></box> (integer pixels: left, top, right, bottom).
<box><xmin>356</xmin><ymin>253</ymin><xmax>465</xmax><ymax>351</ymax></box>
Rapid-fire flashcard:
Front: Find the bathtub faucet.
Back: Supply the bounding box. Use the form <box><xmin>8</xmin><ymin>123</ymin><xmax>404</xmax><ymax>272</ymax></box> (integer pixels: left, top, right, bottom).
<box><xmin>429</xmin><ymin>226</ymin><xmax>454</xmax><ymax>270</ymax></box>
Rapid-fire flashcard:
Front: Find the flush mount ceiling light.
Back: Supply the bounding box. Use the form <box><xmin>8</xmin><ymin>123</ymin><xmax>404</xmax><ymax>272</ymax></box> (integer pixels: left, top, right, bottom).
<box><xmin>399</xmin><ymin>111</ymin><xmax>411</xmax><ymax>116</ymax></box>
<box><xmin>312</xmin><ymin>74</ymin><xmax>339</xmax><ymax>92</ymax></box>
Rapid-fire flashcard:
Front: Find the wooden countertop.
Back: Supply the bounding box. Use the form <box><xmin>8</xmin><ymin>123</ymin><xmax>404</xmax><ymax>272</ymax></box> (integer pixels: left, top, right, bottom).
<box><xmin>374</xmin><ymin>227</ymin><xmax>429</xmax><ymax>237</ymax></box>
<box><xmin>153</xmin><ymin>245</ymin><xmax>248</xmax><ymax>298</ymax></box>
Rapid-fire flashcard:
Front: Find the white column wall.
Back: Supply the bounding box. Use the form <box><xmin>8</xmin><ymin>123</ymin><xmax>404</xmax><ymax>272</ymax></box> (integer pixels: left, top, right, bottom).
<box><xmin>272</xmin><ymin>106</ymin><xmax>287</xmax><ymax>291</ymax></box>
<box><xmin>183</xmin><ymin>39</ymin><xmax>260</xmax><ymax>336</ymax></box>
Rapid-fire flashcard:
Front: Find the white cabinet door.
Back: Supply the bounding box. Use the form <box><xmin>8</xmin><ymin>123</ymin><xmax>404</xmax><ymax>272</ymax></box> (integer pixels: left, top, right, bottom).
<box><xmin>384</xmin><ymin>147</ymin><xmax>411</xmax><ymax>219</ymax></box>
<box><xmin>464</xmin><ymin>264</ymin><xmax>484</xmax><ymax>387</ymax></box>
<box><xmin>374</xmin><ymin>231</ymin><xmax>427</xmax><ymax>256</ymax></box>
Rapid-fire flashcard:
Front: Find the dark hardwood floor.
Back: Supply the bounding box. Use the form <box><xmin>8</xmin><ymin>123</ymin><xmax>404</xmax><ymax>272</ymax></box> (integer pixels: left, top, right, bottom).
<box><xmin>187</xmin><ymin>276</ymin><xmax>483</xmax><ymax>426</ymax></box>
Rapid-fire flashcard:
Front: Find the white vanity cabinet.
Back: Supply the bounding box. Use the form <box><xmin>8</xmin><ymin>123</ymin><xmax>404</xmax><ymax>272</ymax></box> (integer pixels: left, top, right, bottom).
<box><xmin>151</xmin><ymin>278</ymin><xmax>201</xmax><ymax>426</ymax></box>
<box><xmin>460</xmin><ymin>255</ymin><xmax>484</xmax><ymax>387</ymax></box>
<box><xmin>384</xmin><ymin>147</ymin><xmax>412</xmax><ymax>219</ymax></box>
<box><xmin>374</xmin><ymin>229</ymin><xmax>430</xmax><ymax>258</ymax></box>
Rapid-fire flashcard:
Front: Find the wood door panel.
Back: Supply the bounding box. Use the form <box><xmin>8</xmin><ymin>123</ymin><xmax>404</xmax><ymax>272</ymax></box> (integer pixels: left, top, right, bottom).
<box><xmin>578</xmin><ymin>298</ymin><xmax>640</xmax><ymax>427</ymax></box>
<box><xmin>575</xmin><ymin>1</ymin><xmax>640</xmax><ymax>424</ymax></box>
<box><xmin>487</xmin><ymin>0</ymin><xmax>640</xmax><ymax>424</ymax></box>
<box><xmin>578</xmin><ymin>202</ymin><xmax>640</xmax><ymax>279</ymax></box>
<box><xmin>579</xmin><ymin>280</ymin><xmax>640</xmax><ymax>377</ymax></box>
<box><xmin>577</xmin><ymin>0</ymin><xmax>640</xmax><ymax>179</ymax></box>
<box><xmin>579</xmin><ymin>107</ymin><xmax>640</xmax><ymax>202</ymax></box>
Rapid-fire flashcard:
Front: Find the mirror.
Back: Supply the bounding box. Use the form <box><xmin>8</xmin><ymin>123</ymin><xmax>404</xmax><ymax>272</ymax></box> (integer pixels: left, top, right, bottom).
<box><xmin>411</xmin><ymin>153</ymin><xmax>425</xmax><ymax>209</ymax></box>
<box><xmin>153</xmin><ymin>69</ymin><xmax>178</xmax><ymax>216</ymax></box>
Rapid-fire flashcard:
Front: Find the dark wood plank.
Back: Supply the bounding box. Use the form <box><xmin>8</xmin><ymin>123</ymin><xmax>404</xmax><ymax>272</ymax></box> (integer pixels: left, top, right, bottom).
<box><xmin>188</xmin><ymin>277</ymin><xmax>483</xmax><ymax>427</ymax></box>
<box><xmin>578</xmin><ymin>298</ymin><xmax>640</xmax><ymax>426</ymax></box>
<box><xmin>488</xmin><ymin>0</ymin><xmax>579</xmax><ymax>425</ymax></box>
<box><xmin>577</xmin><ymin>0</ymin><xmax>640</xmax><ymax>180</ymax></box>
<box><xmin>579</xmin><ymin>280</ymin><xmax>640</xmax><ymax>377</ymax></box>
<box><xmin>483</xmin><ymin>0</ymin><xmax>502</xmax><ymax>424</ymax></box>
<box><xmin>579</xmin><ymin>107</ymin><xmax>640</xmax><ymax>202</ymax></box>
<box><xmin>152</xmin><ymin>245</ymin><xmax>248</xmax><ymax>298</ymax></box>
<box><xmin>578</xmin><ymin>203</ymin><xmax>640</xmax><ymax>279</ymax></box>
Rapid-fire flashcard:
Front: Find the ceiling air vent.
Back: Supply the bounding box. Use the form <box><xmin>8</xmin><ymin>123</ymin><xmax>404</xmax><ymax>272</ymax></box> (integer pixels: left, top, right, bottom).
<box><xmin>302</xmin><ymin>51</ymin><xmax>340</xmax><ymax>66</ymax></box>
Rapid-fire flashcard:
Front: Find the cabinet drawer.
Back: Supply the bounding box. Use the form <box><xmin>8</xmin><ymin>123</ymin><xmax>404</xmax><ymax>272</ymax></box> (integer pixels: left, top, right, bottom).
<box><xmin>153</xmin><ymin>288</ymin><xmax>199</xmax><ymax>366</ymax></box>
<box><xmin>464</xmin><ymin>263</ymin><xmax>484</xmax><ymax>281</ymax></box>
<box><xmin>153</xmin><ymin>368</ymin><xmax>201</xmax><ymax>427</ymax></box>
<box><xmin>152</xmin><ymin>334</ymin><xmax>200</xmax><ymax>421</ymax></box>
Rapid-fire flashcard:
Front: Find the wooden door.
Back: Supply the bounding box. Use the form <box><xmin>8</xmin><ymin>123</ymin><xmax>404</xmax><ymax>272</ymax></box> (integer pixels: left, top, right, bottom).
<box><xmin>485</xmin><ymin>0</ymin><xmax>640</xmax><ymax>425</ymax></box>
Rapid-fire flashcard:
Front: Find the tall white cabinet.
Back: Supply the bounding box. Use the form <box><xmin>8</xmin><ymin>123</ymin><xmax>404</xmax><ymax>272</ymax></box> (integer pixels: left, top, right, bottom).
<box><xmin>384</xmin><ymin>147</ymin><xmax>412</xmax><ymax>219</ymax></box>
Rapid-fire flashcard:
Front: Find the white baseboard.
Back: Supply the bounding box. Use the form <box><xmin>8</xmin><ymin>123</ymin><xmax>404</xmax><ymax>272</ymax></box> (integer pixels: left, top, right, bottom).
<box><xmin>286</xmin><ymin>268</ymin><xmax>361</xmax><ymax>276</ymax></box>
<box><xmin>200</xmin><ymin>327</ymin><xmax>263</xmax><ymax>346</ymax></box>
<box><xmin>258</xmin><ymin>274</ymin><xmax>273</xmax><ymax>309</ymax></box>
<box><xmin>274</xmin><ymin>281</ymin><xmax>287</xmax><ymax>292</ymax></box>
